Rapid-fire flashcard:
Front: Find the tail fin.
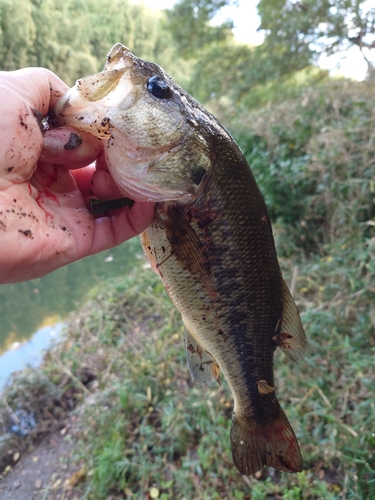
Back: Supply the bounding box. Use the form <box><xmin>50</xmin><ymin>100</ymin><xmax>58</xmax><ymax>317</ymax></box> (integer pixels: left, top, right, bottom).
<box><xmin>230</xmin><ymin>406</ymin><xmax>303</xmax><ymax>476</ymax></box>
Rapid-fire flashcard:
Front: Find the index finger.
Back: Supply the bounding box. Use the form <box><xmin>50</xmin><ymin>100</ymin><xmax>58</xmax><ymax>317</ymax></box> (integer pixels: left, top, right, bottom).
<box><xmin>40</xmin><ymin>127</ymin><xmax>102</xmax><ymax>169</ymax></box>
<box><xmin>0</xmin><ymin>68</ymin><xmax>70</xmax><ymax>184</ymax></box>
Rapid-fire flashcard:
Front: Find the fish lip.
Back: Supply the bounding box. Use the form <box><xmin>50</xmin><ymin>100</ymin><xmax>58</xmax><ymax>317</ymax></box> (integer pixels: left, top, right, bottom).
<box><xmin>104</xmin><ymin>43</ymin><xmax>135</xmax><ymax>72</ymax></box>
<box><xmin>53</xmin><ymin>44</ymin><xmax>138</xmax><ymax>136</ymax></box>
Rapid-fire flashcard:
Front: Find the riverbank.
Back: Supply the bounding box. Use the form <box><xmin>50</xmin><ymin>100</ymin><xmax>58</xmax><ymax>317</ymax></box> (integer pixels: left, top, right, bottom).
<box><xmin>0</xmin><ymin>254</ymin><xmax>374</xmax><ymax>499</ymax></box>
<box><xmin>0</xmin><ymin>239</ymin><xmax>143</xmax><ymax>358</ymax></box>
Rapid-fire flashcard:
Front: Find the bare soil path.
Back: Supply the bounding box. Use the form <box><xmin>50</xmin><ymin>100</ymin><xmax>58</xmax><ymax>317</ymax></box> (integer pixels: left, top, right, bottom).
<box><xmin>0</xmin><ymin>418</ymin><xmax>84</xmax><ymax>500</ymax></box>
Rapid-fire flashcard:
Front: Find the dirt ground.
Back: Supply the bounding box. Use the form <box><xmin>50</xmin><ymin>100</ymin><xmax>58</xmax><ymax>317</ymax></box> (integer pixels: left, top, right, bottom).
<box><xmin>0</xmin><ymin>417</ymin><xmax>84</xmax><ymax>500</ymax></box>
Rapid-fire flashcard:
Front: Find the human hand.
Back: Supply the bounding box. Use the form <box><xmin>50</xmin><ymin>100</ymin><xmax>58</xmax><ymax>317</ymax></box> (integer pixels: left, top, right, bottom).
<box><xmin>0</xmin><ymin>68</ymin><xmax>155</xmax><ymax>284</ymax></box>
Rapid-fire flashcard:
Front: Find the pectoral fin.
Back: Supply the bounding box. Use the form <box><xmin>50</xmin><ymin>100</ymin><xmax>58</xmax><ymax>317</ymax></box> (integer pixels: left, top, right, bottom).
<box><xmin>164</xmin><ymin>208</ymin><xmax>210</xmax><ymax>276</ymax></box>
<box><xmin>273</xmin><ymin>279</ymin><xmax>307</xmax><ymax>363</ymax></box>
<box><xmin>140</xmin><ymin>230</ymin><xmax>160</xmax><ymax>276</ymax></box>
<box><xmin>184</xmin><ymin>325</ymin><xmax>221</xmax><ymax>386</ymax></box>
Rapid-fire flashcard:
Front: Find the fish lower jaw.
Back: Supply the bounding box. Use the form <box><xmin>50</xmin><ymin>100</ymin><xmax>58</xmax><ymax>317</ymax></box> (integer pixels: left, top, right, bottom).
<box><xmin>109</xmin><ymin>175</ymin><xmax>195</xmax><ymax>202</ymax></box>
<box><xmin>106</xmin><ymin>152</ymin><xmax>198</xmax><ymax>202</ymax></box>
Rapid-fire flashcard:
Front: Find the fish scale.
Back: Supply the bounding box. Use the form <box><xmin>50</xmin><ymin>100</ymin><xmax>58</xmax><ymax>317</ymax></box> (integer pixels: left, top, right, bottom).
<box><xmin>54</xmin><ymin>43</ymin><xmax>308</xmax><ymax>476</ymax></box>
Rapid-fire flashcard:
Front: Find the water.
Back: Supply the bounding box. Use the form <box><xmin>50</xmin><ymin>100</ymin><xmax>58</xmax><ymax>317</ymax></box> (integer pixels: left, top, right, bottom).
<box><xmin>0</xmin><ymin>323</ymin><xmax>64</xmax><ymax>390</ymax></box>
<box><xmin>0</xmin><ymin>238</ymin><xmax>143</xmax><ymax>387</ymax></box>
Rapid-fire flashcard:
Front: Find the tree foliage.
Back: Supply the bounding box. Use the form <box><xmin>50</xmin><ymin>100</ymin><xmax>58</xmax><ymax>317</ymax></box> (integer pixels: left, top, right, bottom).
<box><xmin>233</xmin><ymin>78</ymin><xmax>375</xmax><ymax>255</ymax></box>
<box><xmin>258</xmin><ymin>0</ymin><xmax>375</xmax><ymax>77</ymax></box>
<box><xmin>0</xmin><ymin>0</ymin><xmax>177</xmax><ymax>85</ymax></box>
<box><xmin>166</xmin><ymin>0</ymin><xmax>237</xmax><ymax>57</ymax></box>
<box><xmin>169</xmin><ymin>0</ymin><xmax>375</xmax><ymax>107</ymax></box>
<box><xmin>165</xmin><ymin>0</ymin><xmax>331</xmax><ymax>108</ymax></box>
<box><xmin>0</xmin><ymin>0</ymin><xmax>36</xmax><ymax>70</ymax></box>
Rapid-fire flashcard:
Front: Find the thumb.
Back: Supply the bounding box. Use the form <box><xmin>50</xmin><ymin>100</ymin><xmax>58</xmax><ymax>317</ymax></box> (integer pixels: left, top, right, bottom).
<box><xmin>40</xmin><ymin>127</ymin><xmax>102</xmax><ymax>169</ymax></box>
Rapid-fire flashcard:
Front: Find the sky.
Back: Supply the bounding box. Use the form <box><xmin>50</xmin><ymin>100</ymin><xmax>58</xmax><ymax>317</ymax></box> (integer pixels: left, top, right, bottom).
<box><xmin>136</xmin><ymin>0</ymin><xmax>369</xmax><ymax>81</ymax></box>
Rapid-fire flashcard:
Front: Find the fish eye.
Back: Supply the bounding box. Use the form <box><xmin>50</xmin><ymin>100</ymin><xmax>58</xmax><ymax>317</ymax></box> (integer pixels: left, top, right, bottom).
<box><xmin>147</xmin><ymin>76</ymin><xmax>172</xmax><ymax>100</ymax></box>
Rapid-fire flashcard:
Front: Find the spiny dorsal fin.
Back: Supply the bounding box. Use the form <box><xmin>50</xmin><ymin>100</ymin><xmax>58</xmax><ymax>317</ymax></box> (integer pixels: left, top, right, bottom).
<box><xmin>273</xmin><ymin>279</ymin><xmax>307</xmax><ymax>363</ymax></box>
<box><xmin>184</xmin><ymin>325</ymin><xmax>221</xmax><ymax>386</ymax></box>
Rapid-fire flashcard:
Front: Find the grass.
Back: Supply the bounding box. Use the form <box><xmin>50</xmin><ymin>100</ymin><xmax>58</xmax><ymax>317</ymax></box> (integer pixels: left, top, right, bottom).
<box><xmin>1</xmin><ymin>244</ymin><xmax>372</xmax><ymax>499</ymax></box>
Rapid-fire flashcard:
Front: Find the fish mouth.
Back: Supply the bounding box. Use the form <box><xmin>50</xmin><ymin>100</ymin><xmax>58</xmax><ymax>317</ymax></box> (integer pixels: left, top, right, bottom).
<box><xmin>53</xmin><ymin>44</ymin><xmax>206</xmax><ymax>203</ymax></box>
<box><xmin>53</xmin><ymin>44</ymin><xmax>138</xmax><ymax>138</ymax></box>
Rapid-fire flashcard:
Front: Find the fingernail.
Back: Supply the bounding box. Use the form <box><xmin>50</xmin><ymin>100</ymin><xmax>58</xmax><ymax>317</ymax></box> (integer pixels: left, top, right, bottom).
<box><xmin>40</xmin><ymin>136</ymin><xmax>62</xmax><ymax>158</ymax></box>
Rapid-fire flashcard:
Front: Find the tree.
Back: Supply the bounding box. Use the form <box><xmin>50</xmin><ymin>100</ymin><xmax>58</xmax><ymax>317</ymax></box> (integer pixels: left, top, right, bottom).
<box><xmin>165</xmin><ymin>0</ymin><xmax>374</xmax><ymax>109</ymax></box>
<box><xmin>167</xmin><ymin>0</ymin><xmax>237</xmax><ymax>57</ymax></box>
<box><xmin>29</xmin><ymin>0</ymin><xmax>99</xmax><ymax>84</ymax></box>
<box><xmin>165</xmin><ymin>0</ymin><xmax>329</xmax><ymax>109</ymax></box>
<box><xmin>258</xmin><ymin>0</ymin><xmax>375</xmax><ymax>78</ymax></box>
<box><xmin>0</xmin><ymin>0</ymin><xmax>36</xmax><ymax>70</ymax></box>
<box><xmin>0</xmin><ymin>0</ymin><xmax>181</xmax><ymax>86</ymax></box>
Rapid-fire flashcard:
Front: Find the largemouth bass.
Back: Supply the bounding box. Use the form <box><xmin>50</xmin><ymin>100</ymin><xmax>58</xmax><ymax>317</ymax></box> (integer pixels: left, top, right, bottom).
<box><xmin>54</xmin><ymin>44</ymin><xmax>307</xmax><ymax>476</ymax></box>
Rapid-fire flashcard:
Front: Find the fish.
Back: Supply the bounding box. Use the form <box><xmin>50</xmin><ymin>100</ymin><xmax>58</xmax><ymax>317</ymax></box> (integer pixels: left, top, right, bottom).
<box><xmin>53</xmin><ymin>43</ymin><xmax>308</xmax><ymax>476</ymax></box>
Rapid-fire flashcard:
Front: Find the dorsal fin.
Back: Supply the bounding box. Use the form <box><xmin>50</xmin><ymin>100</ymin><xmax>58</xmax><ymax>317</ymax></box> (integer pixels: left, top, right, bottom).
<box><xmin>184</xmin><ymin>324</ymin><xmax>221</xmax><ymax>386</ymax></box>
<box><xmin>272</xmin><ymin>279</ymin><xmax>307</xmax><ymax>363</ymax></box>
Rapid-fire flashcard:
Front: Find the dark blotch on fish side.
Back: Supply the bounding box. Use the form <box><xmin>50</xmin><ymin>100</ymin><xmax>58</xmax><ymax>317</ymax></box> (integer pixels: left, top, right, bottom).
<box><xmin>64</xmin><ymin>133</ymin><xmax>83</xmax><ymax>150</ymax></box>
<box><xmin>190</xmin><ymin>165</ymin><xmax>207</xmax><ymax>186</ymax></box>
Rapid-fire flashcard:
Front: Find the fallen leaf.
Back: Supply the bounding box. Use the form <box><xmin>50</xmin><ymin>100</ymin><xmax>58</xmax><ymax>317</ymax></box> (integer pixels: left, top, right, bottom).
<box><xmin>149</xmin><ymin>487</ymin><xmax>159</xmax><ymax>499</ymax></box>
<box><xmin>52</xmin><ymin>478</ymin><xmax>62</xmax><ymax>489</ymax></box>
<box><xmin>254</xmin><ymin>470</ymin><xmax>263</xmax><ymax>479</ymax></box>
<box><xmin>68</xmin><ymin>466</ymin><xmax>86</xmax><ymax>487</ymax></box>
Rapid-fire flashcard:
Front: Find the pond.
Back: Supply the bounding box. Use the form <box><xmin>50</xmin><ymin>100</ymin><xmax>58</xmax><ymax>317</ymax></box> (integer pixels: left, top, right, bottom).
<box><xmin>0</xmin><ymin>238</ymin><xmax>144</xmax><ymax>388</ymax></box>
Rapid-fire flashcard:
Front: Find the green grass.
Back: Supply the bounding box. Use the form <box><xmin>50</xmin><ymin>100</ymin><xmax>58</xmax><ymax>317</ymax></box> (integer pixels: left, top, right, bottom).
<box><xmin>1</xmin><ymin>236</ymin><xmax>373</xmax><ymax>498</ymax></box>
<box><xmin>34</xmin><ymin>243</ymin><xmax>370</xmax><ymax>500</ymax></box>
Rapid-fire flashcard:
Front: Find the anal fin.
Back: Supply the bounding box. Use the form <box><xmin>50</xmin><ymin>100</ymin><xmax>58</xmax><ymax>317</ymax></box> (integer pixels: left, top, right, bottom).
<box><xmin>273</xmin><ymin>279</ymin><xmax>307</xmax><ymax>363</ymax></box>
<box><xmin>184</xmin><ymin>324</ymin><xmax>221</xmax><ymax>386</ymax></box>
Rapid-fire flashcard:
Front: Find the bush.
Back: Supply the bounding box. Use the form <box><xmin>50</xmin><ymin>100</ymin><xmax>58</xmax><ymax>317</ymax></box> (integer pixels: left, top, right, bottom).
<box><xmin>232</xmin><ymin>79</ymin><xmax>375</xmax><ymax>257</ymax></box>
